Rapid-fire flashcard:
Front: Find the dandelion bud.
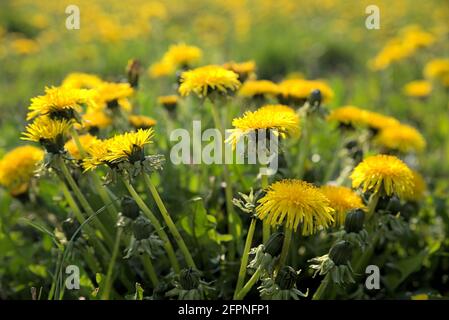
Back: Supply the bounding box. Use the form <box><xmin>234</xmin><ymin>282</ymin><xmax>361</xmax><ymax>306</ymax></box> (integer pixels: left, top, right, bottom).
<box><xmin>329</xmin><ymin>240</ymin><xmax>352</xmax><ymax>266</ymax></box>
<box><xmin>276</xmin><ymin>266</ymin><xmax>297</xmax><ymax>290</ymax></box>
<box><xmin>309</xmin><ymin>89</ymin><xmax>322</xmax><ymax>107</ymax></box>
<box><xmin>344</xmin><ymin>209</ymin><xmax>365</xmax><ymax>233</ymax></box>
<box><xmin>62</xmin><ymin>218</ymin><xmax>81</xmax><ymax>240</ymax></box>
<box><xmin>345</xmin><ymin>140</ymin><xmax>358</xmax><ymax>151</ymax></box>
<box><xmin>107</xmin><ymin>99</ymin><xmax>119</xmax><ymax>110</ymax></box>
<box><xmin>386</xmin><ymin>196</ymin><xmax>401</xmax><ymax>214</ymax></box>
<box><xmin>121</xmin><ymin>196</ymin><xmax>140</xmax><ymax>220</ymax></box>
<box><xmin>132</xmin><ymin>216</ymin><xmax>152</xmax><ymax>240</ymax></box>
<box><xmin>264</xmin><ymin>232</ymin><xmax>284</xmax><ymax>257</ymax></box>
<box><xmin>179</xmin><ymin>268</ymin><xmax>201</xmax><ymax>290</ymax></box>
<box><xmin>126</xmin><ymin>59</ymin><xmax>141</xmax><ymax>88</ymax></box>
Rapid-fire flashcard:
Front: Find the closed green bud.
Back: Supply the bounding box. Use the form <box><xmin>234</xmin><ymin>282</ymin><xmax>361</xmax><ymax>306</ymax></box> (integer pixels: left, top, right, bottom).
<box><xmin>264</xmin><ymin>232</ymin><xmax>284</xmax><ymax>257</ymax></box>
<box><xmin>386</xmin><ymin>196</ymin><xmax>401</xmax><ymax>214</ymax></box>
<box><xmin>344</xmin><ymin>209</ymin><xmax>365</xmax><ymax>233</ymax></box>
<box><xmin>179</xmin><ymin>268</ymin><xmax>201</xmax><ymax>290</ymax></box>
<box><xmin>276</xmin><ymin>266</ymin><xmax>297</xmax><ymax>290</ymax></box>
<box><xmin>309</xmin><ymin>89</ymin><xmax>322</xmax><ymax>107</ymax></box>
<box><xmin>121</xmin><ymin>196</ymin><xmax>140</xmax><ymax>220</ymax></box>
<box><xmin>132</xmin><ymin>216</ymin><xmax>152</xmax><ymax>240</ymax></box>
<box><xmin>329</xmin><ymin>241</ymin><xmax>352</xmax><ymax>266</ymax></box>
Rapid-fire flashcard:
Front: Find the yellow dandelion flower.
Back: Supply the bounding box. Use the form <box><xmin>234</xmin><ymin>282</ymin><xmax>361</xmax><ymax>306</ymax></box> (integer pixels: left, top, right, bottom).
<box><xmin>238</xmin><ymin>80</ymin><xmax>279</xmax><ymax>98</ymax></box>
<box><xmin>256</xmin><ymin>179</ymin><xmax>334</xmax><ymax>235</ymax></box>
<box><xmin>404</xmin><ymin>170</ymin><xmax>426</xmax><ymax>201</ymax></box>
<box><xmin>278</xmin><ymin>79</ymin><xmax>334</xmax><ymax>103</ymax></box>
<box><xmin>163</xmin><ymin>43</ymin><xmax>202</xmax><ymax>67</ymax></box>
<box><xmin>82</xmin><ymin>139</ymin><xmax>110</xmax><ymax>171</ymax></box>
<box><xmin>11</xmin><ymin>38</ymin><xmax>39</xmax><ymax>55</ymax></box>
<box><xmin>103</xmin><ymin>128</ymin><xmax>154</xmax><ymax>164</ymax></box>
<box><xmin>95</xmin><ymin>82</ymin><xmax>134</xmax><ymax>107</ymax></box>
<box><xmin>411</xmin><ymin>294</ymin><xmax>429</xmax><ymax>300</ymax></box>
<box><xmin>223</xmin><ymin>60</ymin><xmax>256</xmax><ymax>80</ymax></box>
<box><xmin>27</xmin><ymin>86</ymin><xmax>96</xmax><ymax>121</ymax></box>
<box><xmin>0</xmin><ymin>146</ymin><xmax>44</xmax><ymax>196</ymax></box>
<box><xmin>157</xmin><ymin>95</ymin><xmax>178</xmax><ymax>106</ymax></box>
<box><xmin>327</xmin><ymin>106</ymin><xmax>400</xmax><ymax>131</ymax></box>
<box><xmin>350</xmin><ymin>155</ymin><xmax>414</xmax><ymax>198</ymax></box>
<box><xmin>65</xmin><ymin>134</ymin><xmax>98</xmax><ymax>160</ymax></box>
<box><xmin>148</xmin><ymin>59</ymin><xmax>176</xmax><ymax>78</ymax></box>
<box><xmin>401</xmin><ymin>25</ymin><xmax>436</xmax><ymax>50</ymax></box>
<box><xmin>62</xmin><ymin>73</ymin><xmax>103</xmax><ymax>89</ymax></box>
<box><xmin>81</xmin><ymin>110</ymin><xmax>113</xmax><ymax>130</ymax></box>
<box><xmin>129</xmin><ymin>115</ymin><xmax>157</xmax><ymax>129</ymax></box>
<box><xmin>364</xmin><ymin>112</ymin><xmax>401</xmax><ymax>131</ymax></box>
<box><xmin>178</xmin><ymin>65</ymin><xmax>241</xmax><ymax>98</ymax></box>
<box><xmin>403</xmin><ymin>80</ymin><xmax>432</xmax><ymax>98</ymax></box>
<box><xmin>227</xmin><ymin>104</ymin><xmax>300</xmax><ymax>146</ymax></box>
<box><xmin>424</xmin><ymin>58</ymin><xmax>449</xmax><ymax>79</ymax></box>
<box><xmin>327</xmin><ymin>106</ymin><xmax>370</xmax><ymax>127</ymax></box>
<box><xmin>22</xmin><ymin>117</ymin><xmax>72</xmax><ymax>153</ymax></box>
<box><xmin>368</xmin><ymin>40</ymin><xmax>415</xmax><ymax>71</ymax></box>
<box><xmin>375</xmin><ymin>124</ymin><xmax>426</xmax><ymax>153</ymax></box>
<box><xmin>320</xmin><ymin>185</ymin><xmax>365</xmax><ymax>226</ymax></box>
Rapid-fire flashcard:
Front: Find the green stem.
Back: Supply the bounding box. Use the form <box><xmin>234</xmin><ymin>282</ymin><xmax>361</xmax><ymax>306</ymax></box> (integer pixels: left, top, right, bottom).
<box><xmin>261</xmin><ymin>171</ymin><xmax>270</xmax><ymax>244</ymax></box>
<box><xmin>277</xmin><ymin>227</ymin><xmax>293</xmax><ymax>273</ymax></box>
<box><xmin>60</xmin><ymin>182</ymin><xmax>110</xmax><ymax>263</ymax></box>
<box><xmin>101</xmin><ymin>227</ymin><xmax>123</xmax><ymax>300</ymax></box>
<box><xmin>312</xmin><ymin>273</ymin><xmax>331</xmax><ymax>300</ymax></box>
<box><xmin>234</xmin><ymin>265</ymin><xmax>263</xmax><ymax>300</ymax></box>
<box><xmin>208</xmin><ymin>99</ymin><xmax>238</xmax><ymax>255</ymax></box>
<box><xmin>58</xmin><ymin>156</ymin><xmax>114</xmax><ymax>248</ymax></box>
<box><xmin>233</xmin><ymin>218</ymin><xmax>257</xmax><ymax>298</ymax></box>
<box><xmin>121</xmin><ymin>176</ymin><xmax>181</xmax><ymax>273</ymax></box>
<box><xmin>142</xmin><ymin>255</ymin><xmax>159</xmax><ymax>288</ymax></box>
<box><xmin>297</xmin><ymin>113</ymin><xmax>311</xmax><ymax>179</ymax></box>
<box><xmin>323</xmin><ymin>136</ymin><xmax>344</xmax><ymax>183</ymax></box>
<box><xmin>366</xmin><ymin>191</ymin><xmax>380</xmax><ymax>221</ymax></box>
<box><xmin>142</xmin><ymin>172</ymin><xmax>196</xmax><ymax>269</ymax></box>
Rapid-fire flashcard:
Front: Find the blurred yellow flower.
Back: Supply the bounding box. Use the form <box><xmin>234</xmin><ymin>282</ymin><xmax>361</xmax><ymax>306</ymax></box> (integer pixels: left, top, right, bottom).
<box><xmin>65</xmin><ymin>134</ymin><xmax>99</xmax><ymax>160</ymax></box>
<box><xmin>327</xmin><ymin>106</ymin><xmax>400</xmax><ymax>130</ymax></box>
<box><xmin>148</xmin><ymin>59</ymin><xmax>176</xmax><ymax>78</ymax></box>
<box><xmin>365</xmin><ymin>112</ymin><xmax>401</xmax><ymax>131</ymax></box>
<box><xmin>424</xmin><ymin>58</ymin><xmax>449</xmax><ymax>80</ymax></box>
<box><xmin>129</xmin><ymin>115</ymin><xmax>157</xmax><ymax>129</ymax></box>
<box><xmin>0</xmin><ymin>146</ymin><xmax>44</xmax><ymax>196</ymax></box>
<box><xmin>95</xmin><ymin>82</ymin><xmax>134</xmax><ymax>108</ymax></box>
<box><xmin>375</xmin><ymin>124</ymin><xmax>426</xmax><ymax>153</ymax></box>
<box><xmin>81</xmin><ymin>110</ymin><xmax>113</xmax><ymax>130</ymax></box>
<box><xmin>157</xmin><ymin>95</ymin><xmax>178</xmax><ymax>106</ymax></box>
<box><xmin>178</xmin><ymin>65</ymin><xmax>241</xmax><ymax>97</ymax></box>
<box><xmin>403</xmin><ymin>80</ymin><xmax>432</xmax><ymax>98</ymax></box>
<box><xmin>257</xmin><ymin>179</ymin><xmax>334</xmax><ymax>234</ymax></box>
<box><xmin>163</xmin><ymin>43</ymin><xmax>202</xmax><ymax>67</ymax></box>
<box><xmin>320</xmin><ymin>185</ymin><xmax>365</xmax><ymax>226</ymax></box>
<box><xmin>238</xmin><ymin>80</ymin><xmax>279</xmax><ymax>98</ymax></box>
<box><xmin>11</xmin><ymin>38</ymin><xmax>39</xmax><ymax>55</ymax></box>
<box><xmin>327</xmin><ymin>106</ymin><xmax>369</xmax><ymax>127</ymax></box>
<box><xmin>62</xmin><ymin>73</ymin><xmax>103</xmax><ymax>89</ymax></box>
<box><xmin>278</xmin><ymin>79</ymin><xmax>334</xmax><ymax>103</ymax></box>
<box><xmin>351</xmin><ymin>154</ymin><xmax>414</xmax><ymax>198</ymax></box>
<box><xmin>223</xmin><ymin>60</ymin><xmax>256</xmax><ymax>81</ymax></box>
<box><xmin>405</xmin><ymin>170</ymin><xmax>427</xmax><ymax>201</ymax></box>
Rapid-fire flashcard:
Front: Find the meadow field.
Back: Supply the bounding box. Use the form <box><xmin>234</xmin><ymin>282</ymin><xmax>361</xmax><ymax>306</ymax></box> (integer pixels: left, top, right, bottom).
<box><xmin>0</xmin><ymin>0</ymin><xmax>448</xmax><ymax>300</ymax></box>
